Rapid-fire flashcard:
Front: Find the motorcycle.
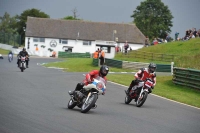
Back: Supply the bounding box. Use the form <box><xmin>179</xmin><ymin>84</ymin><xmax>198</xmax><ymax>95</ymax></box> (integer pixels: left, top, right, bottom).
<box><xmin>18</xmin><ymin>55</ymin><xmax>27</xmax><ymax>72</ymax></box>
<box><xmin>125</xmin><ymin>78</ymin><xmax>154</xmax><ymax>107</ymax></box>
<box><xmin>68</xmin><ymin>76</ymin><xmax>106</xmax><ymax>113</ymax></box>
<box><xmin>8</xmin><ymin>54</ymin><xmax>13</xmax><ymax>62</ymax></box>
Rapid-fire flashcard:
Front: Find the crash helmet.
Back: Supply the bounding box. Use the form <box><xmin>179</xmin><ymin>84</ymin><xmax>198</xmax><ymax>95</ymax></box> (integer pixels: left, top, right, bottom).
<box><xmin>99</xmin><ymin>65</ymin><xmax>109</xmax><ymax>77</ymax></box>
<box><xmin>22</xmin><ymin>48</ymin><xmax>26</xmax><ymax>51</ymax></box>
<box><xmin>148</xmin><ymin>63</ymin><xmax>157</xmax><ymax>73</ymax></box>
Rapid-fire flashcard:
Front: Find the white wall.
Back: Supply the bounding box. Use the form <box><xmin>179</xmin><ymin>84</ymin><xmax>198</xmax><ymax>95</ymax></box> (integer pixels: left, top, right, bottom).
<box><xmin>24</xmin><ymin>37</ymin><xmax>143</xmax><ymax>58</ymax></box>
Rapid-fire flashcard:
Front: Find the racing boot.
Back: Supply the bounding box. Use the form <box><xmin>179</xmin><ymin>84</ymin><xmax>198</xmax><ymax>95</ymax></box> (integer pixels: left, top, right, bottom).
<box><xmin>68</xmin><ymin>90</ymin><xmax>74</xmax><ymax>95</ymax></box>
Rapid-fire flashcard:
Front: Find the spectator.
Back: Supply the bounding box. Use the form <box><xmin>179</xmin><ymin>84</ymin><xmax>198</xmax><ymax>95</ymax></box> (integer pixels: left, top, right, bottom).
<box><xmin>192</xmin><ymin>28</ymin><xmax>197</xmax><ymax>37</ymax></box>
<box><xmin>93</xmin><ymin>50</ymin><xmax>99</xmax><ymax>59</ymax></box>
<box><xmin>153</xmin><ymin>38</ymin><xmax>158</xmax><ymax>45</ymax></box>
<box><xmin>175</xmin><ymin>32</ymin><xmax>179</xmax><ymax>41</ymax></box>
<box><xmin>144</xmin><ymin>36</ymin><xmax>150</xmax><ymax>47</ymax></box>
<box><xmin>51</xmin><ymin>50</ymin><xmax>56</xmax><ymax>57</ymax></box>
<box><xmin>166</xmin><ymin>34</ymin><xmax>171</xmax><ymax>42</ymax></box>
<box><xmin>124</xmin><ymin>41</ymin><xmax>129</xmax><ymax>54</ymax></box>
<box><xmin>99</xmin><ymin>48</ymin><xmax>105</xmax><ymax>65</ymax></box>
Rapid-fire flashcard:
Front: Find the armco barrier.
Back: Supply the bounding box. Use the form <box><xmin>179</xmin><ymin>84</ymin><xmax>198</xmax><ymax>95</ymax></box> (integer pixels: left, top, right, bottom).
<box><xmin>173</xmin><ymin>67</ymin><xmax>200</xmax><ymax>89</ymax></box>
<box><xmin>105</xmin><ymin>58</ymin><xmax>122</xmax><ymax>68</ymax></box>
<box><xmin>59</xmin><ymin>52</ymin><xmax>90</xmax><ymax>58</ymax></box>
<box><xmin>156</xmin><ymin>64</ymin><xmax>171</xmax><ymax>72</ymax></box>
<box><xmin>93</xmin><ymin>58</ymin><xmax>172</xmax><ymax>73</ymax></box>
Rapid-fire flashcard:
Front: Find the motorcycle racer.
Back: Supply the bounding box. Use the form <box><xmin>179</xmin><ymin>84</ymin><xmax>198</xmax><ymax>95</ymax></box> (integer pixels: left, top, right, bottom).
<box><xmin>126</xmin><ymin>63</ymin><xmax>157</xmax><ymax>95</ymax></box>
<box><xmin>17</xmin><ymin>48</ymin><xmax>29</xmax><ymax>68</ymax></box>
<box><xmin>69</xmin><ymin>65</ymin><xmax>109</xmax><ymax>95</ymax></box>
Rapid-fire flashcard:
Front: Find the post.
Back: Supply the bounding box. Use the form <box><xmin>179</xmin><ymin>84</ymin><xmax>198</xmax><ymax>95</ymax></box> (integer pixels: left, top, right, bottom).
<box><xmin>171</xmin><ymin>62</ymin><xmax>174</xmax><ymax>75</ymax></box>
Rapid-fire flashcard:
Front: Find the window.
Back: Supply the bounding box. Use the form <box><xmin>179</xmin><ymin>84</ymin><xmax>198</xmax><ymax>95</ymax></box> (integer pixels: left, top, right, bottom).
<box><xmin>59</xmin><ymin>39</ymin><xmax>68</xmax><ymax>44</ymax></box>
<box><xmin>83</xmin><ymin>41</ymin><xmax>91</xmax><ymax>46</ymax></box>
<box><xmin>101</xmin><ymin>47</ymin><xmax>111</xmax><ymax>53</ymax></box>
<box><xmin>33</xmin><ymin>38</ymin><xmax>45</xmax><ymax>42</ymax></box>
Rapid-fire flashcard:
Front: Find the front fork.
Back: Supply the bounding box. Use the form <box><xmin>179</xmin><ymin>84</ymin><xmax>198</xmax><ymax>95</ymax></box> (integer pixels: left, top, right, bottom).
<box><xmin>84</xmin><ymin>92</ymin><xmax>92</xmax><ymax>104</ymax></box>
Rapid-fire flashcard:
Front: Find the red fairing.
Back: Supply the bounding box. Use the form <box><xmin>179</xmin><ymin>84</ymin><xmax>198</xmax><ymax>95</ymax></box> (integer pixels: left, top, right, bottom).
<box><xmin>134</xmin><ymin>68</ymin><xmax>156</xmax><ymax>86</ymax></box>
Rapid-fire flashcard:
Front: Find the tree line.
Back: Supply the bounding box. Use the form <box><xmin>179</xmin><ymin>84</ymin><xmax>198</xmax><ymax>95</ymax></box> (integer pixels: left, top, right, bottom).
<box><xmin>0</xmin><ymin>0</ymin><xmax>173</xmax><ymax>45</ymax></box>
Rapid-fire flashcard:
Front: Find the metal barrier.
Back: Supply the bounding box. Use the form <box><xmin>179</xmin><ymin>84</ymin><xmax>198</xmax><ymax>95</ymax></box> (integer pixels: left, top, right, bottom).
<box><xmin>173</xmin><ymin>67</ymin><xmax>200</xmax><ymax>89</ymax></box>
<box><xmin>92</xmin><ymin>58</ymin><xmax>172</xmax><ymax>73</ymax></box>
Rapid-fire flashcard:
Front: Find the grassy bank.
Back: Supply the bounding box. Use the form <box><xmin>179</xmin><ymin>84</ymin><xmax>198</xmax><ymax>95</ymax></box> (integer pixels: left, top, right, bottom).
<box><xmin>0</xmin><ymin>49</ymin><xmax>10</xmax><ymax>55</ymax></box>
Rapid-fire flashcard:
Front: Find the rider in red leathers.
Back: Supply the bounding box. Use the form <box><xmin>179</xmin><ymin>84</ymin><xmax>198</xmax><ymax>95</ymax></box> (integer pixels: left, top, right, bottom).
<box><xmin>126</xmin><ymin>63</ymin><xmax>157</xmax><ymax>95</ymax></box>
<box><xmin>69</xmin><ymin>65</ymin><xmax>109</xmax><ymax>95</ymax></box>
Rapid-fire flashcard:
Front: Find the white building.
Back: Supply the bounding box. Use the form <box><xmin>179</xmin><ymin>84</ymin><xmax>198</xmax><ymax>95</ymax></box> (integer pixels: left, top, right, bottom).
<box><xmin>25</xmin><ymin>17</ymin><xmax>145</xmax><ymax>58</ymax></box>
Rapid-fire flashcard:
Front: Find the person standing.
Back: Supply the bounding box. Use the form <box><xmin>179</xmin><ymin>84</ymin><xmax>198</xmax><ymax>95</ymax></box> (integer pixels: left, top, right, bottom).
<box><xmin>99</xmin><ymin>48</ymin><xmax>105</xmax><ymax>65</ymax></box>
<box><xmin>144</xmin><ymin>36</ymin><xmax>150</xmax><ymax>47</ymax></box>
<box><xmin>124</xmin><ymin>41</ymin><xmax>129</xmax><ymax>54</ymax></box>
<box><xmin>93</xmin><ymin>50</ymin><xmax>99</xmax><ymax>59</ymax></box>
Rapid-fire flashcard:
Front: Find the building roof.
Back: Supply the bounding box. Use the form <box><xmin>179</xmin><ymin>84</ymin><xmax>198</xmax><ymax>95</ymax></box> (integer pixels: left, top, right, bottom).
<box><xmin>26</xmin><ymin>17</ymin><xmax>145</xmax><ymax>44</ymax></box>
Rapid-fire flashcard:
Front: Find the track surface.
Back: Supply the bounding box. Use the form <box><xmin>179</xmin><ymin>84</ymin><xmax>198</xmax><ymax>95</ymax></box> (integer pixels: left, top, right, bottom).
<box><xmin>0</xmin><ymin>57</ymin><xmax>200</xmax><ymax>133</ymax></box>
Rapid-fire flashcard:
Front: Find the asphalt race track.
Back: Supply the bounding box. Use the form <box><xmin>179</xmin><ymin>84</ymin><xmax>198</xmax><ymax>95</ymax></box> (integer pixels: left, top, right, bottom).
<box><xmin>0</xmin><ymin>56</ymin><xmax>200</xmax><ymax>133</ymax></box>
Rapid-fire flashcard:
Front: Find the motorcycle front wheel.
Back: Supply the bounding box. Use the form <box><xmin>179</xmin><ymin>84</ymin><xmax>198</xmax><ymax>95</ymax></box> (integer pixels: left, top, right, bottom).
<box><xmin>136</xmin><ymin>91</ymin><xmax>148</xmax><ymax>107</ymax></box>
<box><xmin>68</xmin><ymin>98</ymin><xmax>77</xmax><ymax>109</ymax></box>
<box><xmin>81</xmin><ymin>93</ymin><xmax>98</xmax><ymax>113</ymax></box>
<box><xmin>125</xmin><ymin>95</ymin><xmax>132</xmax><ymax>104</ymax></box>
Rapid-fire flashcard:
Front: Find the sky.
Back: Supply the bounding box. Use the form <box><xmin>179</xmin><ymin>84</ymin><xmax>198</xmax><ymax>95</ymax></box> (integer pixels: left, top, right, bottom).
<box><xmin>0</xmin><ymin>0</ymin><xmax>199</xmax><ymax>39</ymax></box>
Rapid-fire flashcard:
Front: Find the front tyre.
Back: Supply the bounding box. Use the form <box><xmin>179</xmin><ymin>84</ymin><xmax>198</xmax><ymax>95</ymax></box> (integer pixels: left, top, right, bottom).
<box><xmin>125</xmin><ymin>95</ymin><xmax>132</xmax><ymax>104</ymax></box>
<box><xmin>68</xmin><ymin>98</ymin><xmax>77</xmax><ymax>109</ymax></box>
<box><xmin>136</xmin><ymin>91</ymin><xmax>148</xmax><ymax>107</ymax></box>
<box><xmin>81</xmin><ymin>93</ymin><xmax>98</xmax><ymax>113</ymax></box>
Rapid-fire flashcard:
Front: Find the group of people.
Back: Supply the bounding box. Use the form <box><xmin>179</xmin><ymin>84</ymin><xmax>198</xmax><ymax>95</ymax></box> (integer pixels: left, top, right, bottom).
<box><xmin>179</xmin><ymin>28</ymin><xmax>200</xmax><ymax>41</ymax></box>
<box><xmin>93</xmin><ymin>48</ymin><xmax>105</xmax><ymax>65</ymax></box>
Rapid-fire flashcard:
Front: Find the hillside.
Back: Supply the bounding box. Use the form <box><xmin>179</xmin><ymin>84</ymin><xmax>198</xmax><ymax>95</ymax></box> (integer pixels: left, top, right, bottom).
<box><xmin>115</xmin><ymin>38</ymin><xmax>200</xmax><ymax>70</ymax></box>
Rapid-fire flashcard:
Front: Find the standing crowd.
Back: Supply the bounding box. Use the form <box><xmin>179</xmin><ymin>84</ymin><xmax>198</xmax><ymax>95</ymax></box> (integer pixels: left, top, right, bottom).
<box><xmin>93</xmin><ymin>48</ymin><xmax>105</xmax><ymax>65</ymax></box>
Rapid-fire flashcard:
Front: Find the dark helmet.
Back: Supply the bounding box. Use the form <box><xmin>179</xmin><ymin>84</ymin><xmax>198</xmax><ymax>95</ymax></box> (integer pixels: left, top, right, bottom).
<box><xmin>148</xmin><ymin>63</ymin><xmax>156</xmax><ymax>73</ymax></box>
<box><xmin>22</xmin><ymin>48</ymin><xmax>26</xmax><ymax>51</ymax></box>
<box><xmin>100</xmin><ymin>65</ymin><xmax>109</xmax><ymax>77</ymax></box>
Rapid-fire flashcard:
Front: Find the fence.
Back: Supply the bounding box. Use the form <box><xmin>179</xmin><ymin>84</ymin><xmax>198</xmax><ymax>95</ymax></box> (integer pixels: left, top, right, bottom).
<box><xmin>173</xmin><ymin>67</ymin><xmax>200</xmax><ymax>90</ymax></box>
<box><xmin>93</xmin><ymin>58</ymin><xmax>172</xmax><ymax>72</ymax></box>
<box><xmin>58</xmin><ymin>52</ymin><xmax>91</xmax><ymax>58</ymax></box>
<box><xmin>0</xmin><ymin>32</ymin><xmax>21</xmax><ymax>46</ymax></box>
<box><xmin>120</xmin><ymin>50</ymin><xmax>176</xmax><ymax>62</ymax></box>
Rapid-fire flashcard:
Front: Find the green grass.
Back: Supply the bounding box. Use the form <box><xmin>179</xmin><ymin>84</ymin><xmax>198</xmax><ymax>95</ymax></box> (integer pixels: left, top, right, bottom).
<box><xmin>0</xmin><ymin>49</ymin><xmax>10</xmax><ymax>55</ymax></box>
<box><xmin>115</xmin><ymin>38</ymin><xmax>200</xmax><ymax>69</ymax></box>
<box><xmin>44</xmin><ymin>58</ymin><xmax>134</xmax><ymax>72</ymax></box>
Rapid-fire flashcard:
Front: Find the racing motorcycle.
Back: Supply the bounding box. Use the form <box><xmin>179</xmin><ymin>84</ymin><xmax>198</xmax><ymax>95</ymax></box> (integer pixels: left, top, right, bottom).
<box><xmin>68</xmin><ymin>76</ymin><xmax>106</xmax><ymax>113</ymax></box>
<box><xmin>18</xmin><ymin>55</ymin><xmax>27</xmax><ymax>72</ymax></box>
<box><xmin>125</xmin><ymin>78</ymin><xmax>154</xmax><ymax>107</ymax></box>
<box><xmin>8</xmin><ymin>54</ymin><xmax>13</xmax><ymax>62</ymax></box>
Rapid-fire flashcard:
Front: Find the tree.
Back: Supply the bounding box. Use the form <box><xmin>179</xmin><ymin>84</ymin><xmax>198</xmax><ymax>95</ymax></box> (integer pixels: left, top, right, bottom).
<box><xmin>63</xmin><ymin>8</ymin><xmax>81</xmax><ymax>20</ymax></box>
<box><xmin>0</xmin><ymin>12</ymin><xmax>18</xmax><ymax>34</ymax></box>
<box><xmin>16</xmin><ymin>8</ymin><xmax>50</xmax><ymax>45</ymax></box>
<box><xmin>63</xmin><ymin>16</ymin><xmax>81</xmax><ymax>20</ymax></box>
<box><xmin>131</xmin><ymin>0</ymin><xmax>173</xmax><ymax>40</ymax></box>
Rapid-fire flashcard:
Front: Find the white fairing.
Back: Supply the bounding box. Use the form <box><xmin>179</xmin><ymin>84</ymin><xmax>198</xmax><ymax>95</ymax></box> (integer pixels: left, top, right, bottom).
<box><xmin>83</xmin><ymin>76</ymin><xmax>106</xmax><ymax>94</ymax></box>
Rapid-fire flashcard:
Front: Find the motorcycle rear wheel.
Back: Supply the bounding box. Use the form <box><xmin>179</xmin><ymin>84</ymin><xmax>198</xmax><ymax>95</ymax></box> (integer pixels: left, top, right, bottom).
<box><xmin>81</xmin><ymin>93</ymin><xmax>97</xmax><ymax>113</ymax></box>
<box><xmin>136</xmin><ymin>91</ymin><xmax>148</xmax><ymax>107</ymax></box>
<box><xmin>68</xmin><ymin>98</ymin><xmax>77</xmax><ymax>109</ymax></box>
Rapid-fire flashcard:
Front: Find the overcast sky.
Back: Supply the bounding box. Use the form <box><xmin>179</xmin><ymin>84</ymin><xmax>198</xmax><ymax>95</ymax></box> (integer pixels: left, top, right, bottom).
<box><xmin>0</xmin><ymin>0</ymin><xmax>199</xmax><ymax>39</ymax></box>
